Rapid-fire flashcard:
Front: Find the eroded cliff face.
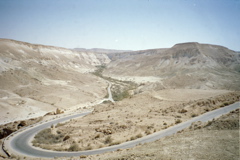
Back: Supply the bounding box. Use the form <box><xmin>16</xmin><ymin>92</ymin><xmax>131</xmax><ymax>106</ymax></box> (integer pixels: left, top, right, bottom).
<box><xmin>0</xmin><ymin>39</ymin><xmax>111</xmax><ymax>73</ymax></box>
<box><xmin>104</xmin><ymin>42</ymin><xmax>240</xmax><ymax>90</ymax></box>
<box><xmin>0</xmin><ymin>39</ymin><xmax>111</xmax><ymax>124</ymax></box>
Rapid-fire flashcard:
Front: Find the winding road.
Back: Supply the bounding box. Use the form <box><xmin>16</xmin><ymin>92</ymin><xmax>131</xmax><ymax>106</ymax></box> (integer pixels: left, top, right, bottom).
<box><xmin>4</xmin><ymin>88</ymin><xmax>240</xmax><ymax>158</ymax></box>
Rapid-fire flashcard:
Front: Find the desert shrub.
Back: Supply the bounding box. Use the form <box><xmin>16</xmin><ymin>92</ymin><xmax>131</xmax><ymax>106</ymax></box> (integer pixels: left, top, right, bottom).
<box><xmin>85</xmin><ymin>145</ymin><xmax>93</xmax><ymax>150</ymax></box>
<box><xmin>219</xmin><ymin>104</ymin><xmax>225</xmax><ymax>108</ymax></box>
<box><xmin>130</xmin><ymin>133</ymin><xmax>143</xmax><ymax>141</ymax></box>
<box><xmin>63</xmin><ymin>135</ymin><xmax>70</xmax><ymax>141</ymax></box>
<box><xmin>68</xmin><ymin>144</ymin><xmax>80</xmax><ymax>151</ymax></box>
<box><xmin>223</xmin><ymin>102</ymin><xmax>230</xmax><ymax>106</ymax></box>
<box><xmin>205</xmin><ymin>108</ymin><xmax>209</xmax><ymax>112</ymax></box>
<box><xmin>145</xmin><ymin>130</ymin><xmax>151</xmax><ymax>135</ymax></box>
<box><xmin>80</xmin><ymin>155</ymin><xmax>87</xmax><ymax>158</ymax></box>
<box><xmin>175</xmin><ymin>119</ymin><xmax>182</xmax><ymax>124</ymax></box>
<box><xmin>197</xmin><ymin>101</ymin><xmax>201</xmax><ymax>105</ymax></box>
<box><xmin>130</xmin><ymin>136</ymin><xmax>136</xmax><ymax>141</ymax></box>
<box><xmin>110</xmin><ymin>141</ymin><xmax>121</xmax><ymax>146</ymax></box>
<box><xmin>178</xmin><ymin>109</ymin><xmax>187</xmax><ymax>113</ymax></box>
<box><xmin>32</xmin><ymin>128</ymin><xmax>64</xmax><ymax>145</ymax></box>
<box><xmin>191</xmin><ymin>113</ymin><xmax>198</xmax><ymax>117</ymax></box>
<box><xmin>94</xmin><ymin>134</ymin><xmax>100</xmax><ymax>139</ymax></box>
<box><xmin>136</xmin><ymin>133</ymin><xmax>143</xmax><ymax>138</ymax></box>
<box><xmin>104</xmin><ymin>136</ymin><xmax>112</xmax><ymax>144</ymax></box>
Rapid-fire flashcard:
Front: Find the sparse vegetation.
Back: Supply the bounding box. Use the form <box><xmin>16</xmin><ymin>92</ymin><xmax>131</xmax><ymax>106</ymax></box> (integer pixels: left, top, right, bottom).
<box><xmin>175</xmin><ymin>119</ymin><xmax>182</xmax><ymax>124</ymax></box>
<box><xmin>91</xmin><ymin>65</ymin><xmax>137</xmax><ymax>101</ymax></box>
<box><xmin>32</xmin><ymin>128</ymin><xmax>64</xmax><ymax>145</ymax></box>
<box><xmin>28</xmin><ymin>91</ymin><xmax>240</xmax><ymax>152</ymax></box>
<box><xmin>80</xmin><ymin>155</ymin><xmax>87</xmax><ymax>158</ymax></box>
<box><xmin>112</xmin><ymin>89</ymin><xmax>130</xmax><ymax>101</ymax></box>
<box><xmin>191</xmin><ymin>113</ymin><xmax>198</xmax><ymax>117</ymax></box>
<box><xmin>130</xmin><ymin>133</ymin><xmax>143</xmax><ymax>141</ymax></box>
<box><xmin>68</xmin><ymin>144</ymin><xmax>80</xmax><ymax>151</ymax></box>
<box><xmin>110</xmin><ymin>141</ymin><xmax>121</xmax><ymax>146</ymax></box>
<box><xmin>92</xmin><ymin>65</ymin><xmax>106</xmax><ymax>77</ymax></box>
<box><xmin>94</xmin><ymin>133</ymin><xmax>100</xmax><ymax>139</ymax></box>
<box><xmin>145</xmin><ymin>130</ymin><xmax>152</xmax><ymax>135</ymax></box>
<box><xmin>104</xmin><ymin>136</ymin><xmax>113</xmax><ymax>144</ymax></box>
<box><xmin>178</xmin><ymin>109</ymin><xmax>188</xmax><ymax>113</ymax></box>
<box><xmin>136</xmin><ymin>133</ymin><xmax>143</xmax><ymax>138</ymax></box>
<box><xmin>85</xmin><ymin>145</ymin><xmax>93</xmax><ymax>150</ymax></box>
<box><xmin>63</xmin><ymin>135</ymin><xmax>70</xmax><ymax>141</ymax></box>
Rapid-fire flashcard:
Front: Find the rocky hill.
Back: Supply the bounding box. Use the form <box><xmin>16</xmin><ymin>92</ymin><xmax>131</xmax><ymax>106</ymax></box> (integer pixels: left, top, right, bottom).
<box><xmin>0</xmin><ymin>39</ymin><xmax>111</xmax><ymax>124</ymax></box>
<box><xmin>104</xmin><ymin>42</ymin><xmax>240</xmax><ymax>90</ymax></box>
<box><xmin>74</xmin><ymin>48</ymin><xmax>131</xmax><ymax>54</ymax></box>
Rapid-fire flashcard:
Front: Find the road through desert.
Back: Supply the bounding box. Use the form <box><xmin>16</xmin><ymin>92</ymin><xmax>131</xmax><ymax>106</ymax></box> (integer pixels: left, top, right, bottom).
<box><xmin>5</xmin><ymin>102</ymin><xmax>239</xmax><ymax>158</ymax></box>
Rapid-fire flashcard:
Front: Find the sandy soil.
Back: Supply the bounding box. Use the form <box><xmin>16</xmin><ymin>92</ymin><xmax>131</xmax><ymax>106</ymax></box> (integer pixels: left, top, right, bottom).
<box><xmin>84</xmin><ymin>109</ymin><xmax>239</xmax><ymax>160</ymax></box>
<box><xmin>32</xmin><ymin>89</ymin><xmax>240</xmax><ymax>152</ymax></box>
<box><xmin>7</xmin><ymin>102</ymin><xmax>239</xmax><ymax>160</ymax></box>
<box><xmin>0</xmin><ymin>74</ymin><xmax>107</xmax><ymax>125</ymax></box>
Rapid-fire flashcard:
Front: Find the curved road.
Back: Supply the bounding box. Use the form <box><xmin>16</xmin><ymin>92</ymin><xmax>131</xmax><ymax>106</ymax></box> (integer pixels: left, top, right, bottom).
<box><xmin>6</xmin><ymin>101</ymin><xmax>239</xmax><ymax>158</ymax></box>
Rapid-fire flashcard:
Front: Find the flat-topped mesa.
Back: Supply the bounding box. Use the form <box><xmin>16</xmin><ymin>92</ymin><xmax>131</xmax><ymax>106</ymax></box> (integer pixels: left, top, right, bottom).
<box><xmin>103</xmin><ymin>42</ymin><xmax>240</xmax><ymax>90</ymax></box>
<box><xmin>172</xmin><ymin>42</ymin><xmax>199</xmax><ymax>47</ymax></box>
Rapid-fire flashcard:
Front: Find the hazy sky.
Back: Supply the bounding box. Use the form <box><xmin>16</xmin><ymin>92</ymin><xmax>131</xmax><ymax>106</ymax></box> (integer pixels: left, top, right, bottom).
<box><xmin>0</xmin><ymin>0</ymin><xmax>240</xmax><ymax>51</ymax></box>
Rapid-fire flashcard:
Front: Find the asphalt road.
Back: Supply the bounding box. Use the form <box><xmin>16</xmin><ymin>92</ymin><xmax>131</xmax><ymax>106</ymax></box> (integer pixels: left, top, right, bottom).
<box><xmin>7</xmin><ymin>102</ymin><xmax>239</xmax><ymax>158</ymax></box>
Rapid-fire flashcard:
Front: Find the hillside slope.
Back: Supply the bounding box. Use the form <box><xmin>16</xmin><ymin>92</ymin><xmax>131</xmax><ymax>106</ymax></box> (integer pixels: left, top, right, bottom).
<box><xmin>0</xmin><ymin>39</ymin><xmax>110</xmax><ymax>124</ymax></box>
<box><xmin>104</xmin><ymin>42</ymin><xmax>240</xmax><ymax>90</ymax></box>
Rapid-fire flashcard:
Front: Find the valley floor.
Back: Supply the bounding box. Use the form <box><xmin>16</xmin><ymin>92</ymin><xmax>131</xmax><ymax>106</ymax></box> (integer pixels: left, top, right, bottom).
<box><xmin>85</xmin><ymin>108</ymin><xmax>239</xmax><ymax>160</ymax></box>
<box><xmin>31</xmin><ymin>89</ymin><xmax>239</xmax><ymax>154</ymax></box>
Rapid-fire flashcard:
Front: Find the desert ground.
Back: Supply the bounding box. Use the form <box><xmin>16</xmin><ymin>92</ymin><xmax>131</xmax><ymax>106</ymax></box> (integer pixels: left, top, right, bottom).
<box><xmin>0</xmin><ymin>39</ymin><xmax>110</xmax><ymax>125</ymax></box>
<box><xmin>84</xmin><ymin>108</ymin><xmax>239</xmax><ymax>160</ymax></box>
<box><xmin>1</xmin><ymin>40</ymin><xmax>240</xmax><ymax>159</ymax></box>
<box><xmin>31</xmin><ymin>89</ymin><xmax>239</xmax><ymax>153</ymax></box>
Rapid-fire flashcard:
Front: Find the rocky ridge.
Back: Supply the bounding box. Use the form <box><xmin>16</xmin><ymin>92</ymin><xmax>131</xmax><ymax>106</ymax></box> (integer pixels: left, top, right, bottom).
<box><xmin>0</xmin><ymin>39</ymin><xmax>111</xmax><ymax>124</ymax></box>
<box><xmin>104</xmin><ymin>42</ymin><xmax>240</xmax><ymax>90</ymax></box>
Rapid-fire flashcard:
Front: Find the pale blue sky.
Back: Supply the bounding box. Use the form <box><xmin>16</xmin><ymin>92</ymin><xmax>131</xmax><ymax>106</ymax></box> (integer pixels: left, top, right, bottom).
<box><xmin>0</xmin><ymin>0</ymin><xmax>240</xmax><ymax>51</ymax></box>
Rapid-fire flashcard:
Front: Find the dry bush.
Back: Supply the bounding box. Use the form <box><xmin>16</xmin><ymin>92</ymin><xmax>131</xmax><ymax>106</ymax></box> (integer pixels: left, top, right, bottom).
<box><xmin>145</xmin><ymin>130</ymin><xmax>151</xmax><ymax>135</ymax></box>
<box><xmin>136</xmin><ymin>133</ymin><xmax>143</xmax><ymax>138</ymax></box>
<box><xmin>63</xmin><ymin>135</ymin><xmax>70</xmax><ymax>141</ymax></box>
<box><xmin>94</xmin><ymin>133</ymin><xmax>100</xmax><ymax>139</ymax></box>
<box><xmin>178</xmin><ymin>109</ymin><xmax>188</xmax><ymax>113</ymax></box>
<box><xmin>175</xmin><ymin>119</ymin><xmax>182</xmax><ymax>124</ymax></box>
<box><xmin>80</xmin><ymin>155</ymin><xmax>87</xmax><ymax>158</ymax></box>
<box><xmin>32</xmin><ymin>128</ymin><xmax>64</xmax><ymax>145</ymax></box>
<box><xmin>85</xmin><ymin>145</ymin><xmax>93</xmax><ymax>150</ymax></box>
<box><xmin>68</xmin><ymin>144</ymin><xmax>80</xmax><ymax>151</ymax></box>
<box><xmin>110</xmin><ymin>141</ymin><xmax>121</xmax><ymax>146</ymax></box>
<box><xmin>104</xmin><ymin>136</ymin><xmax>113</xmax><ymax>144</ymax></box>
<box><xmin>130</xmin><ymin>133</ymin><xmax>143</xmax><ymax>141</ymax></box>
<box><xmin>191</xmin><ymin>113</ymin><xmax>198</xmax><ymax>117</ymax></box>
<box><xmin>130</xmin><ymin>136</ymin><xmax>136</xmax><ymax>141</ymax></box>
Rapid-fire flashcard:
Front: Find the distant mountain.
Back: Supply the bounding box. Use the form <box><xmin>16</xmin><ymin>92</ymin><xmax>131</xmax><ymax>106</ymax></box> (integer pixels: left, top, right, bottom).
<box><xmin>74</xmin><ymin>48</ymin><xmax>131</xmax><ymax>54</ymax></box>
<box><xmin>106</xmin><ymin>48</ymin><xmax>168</xmax><ymax>61</ymax></box>
<box><xmin>104</xmin><ymin>42</ymin><xmax>240</xmax><ymax>90</ymax></box>
<box><xmin>0</xmin><ymin>39</ymin><xmax>110</xmax><ymax>124</ymax></box>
